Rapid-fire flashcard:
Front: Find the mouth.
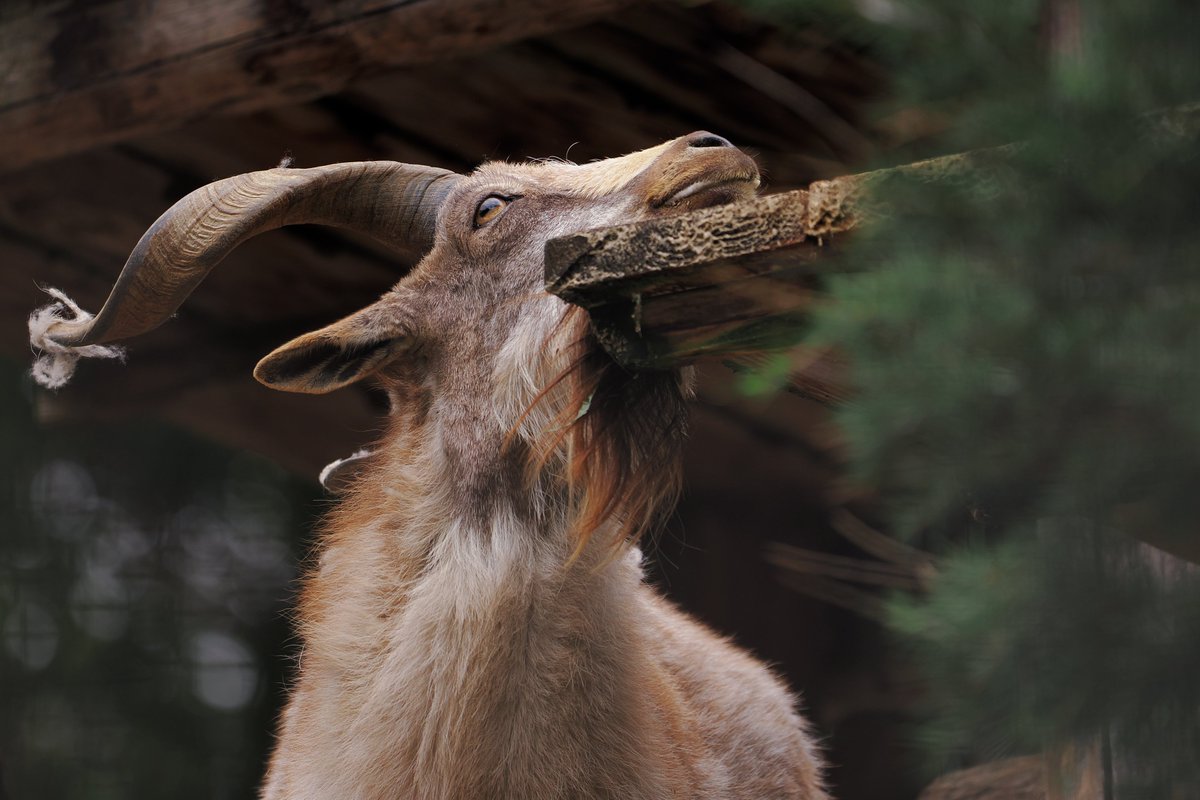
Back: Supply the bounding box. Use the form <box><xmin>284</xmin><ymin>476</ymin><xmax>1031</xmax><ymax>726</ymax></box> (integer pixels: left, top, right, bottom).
<box><xmin>654</xmin><ymin>174</ymin><xmax>760</xmax><ymax>211</ymax></box>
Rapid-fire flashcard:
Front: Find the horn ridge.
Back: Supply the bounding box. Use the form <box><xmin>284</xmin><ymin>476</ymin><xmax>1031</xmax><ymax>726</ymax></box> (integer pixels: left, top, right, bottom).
<box><xmin>45</xmin><ymin>161</ymin><xmax>461</xmax><ymax>348</ymax></box>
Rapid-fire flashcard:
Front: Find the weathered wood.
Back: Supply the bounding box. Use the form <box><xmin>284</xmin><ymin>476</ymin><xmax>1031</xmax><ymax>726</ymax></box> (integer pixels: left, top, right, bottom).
<box><xmin>546</xmin><ymin>188</ymin><xmax>840</xmax><ymax>302</ymax></box>
<box><xmin>524</xmin><ymin>5</ymin><xmax>880</xmax><ymax>165</ymax></box>
<box><xmin>543</xmin><ymin>166</ymin><xmax>870</xmax><ymax>378</ymax></box>
<box><xmin>0</xmin><ymin>0</ymin><xmax>639</xmax><ymax>173</ymax></box>
<box><xmin>544</xmin><ymin>144</ymin><xmax>1044</xmax><ymax>318</ymax></box>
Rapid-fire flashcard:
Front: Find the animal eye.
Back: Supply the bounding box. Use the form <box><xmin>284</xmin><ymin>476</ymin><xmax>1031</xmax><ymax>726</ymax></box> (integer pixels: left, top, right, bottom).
<box><xmin>473</xmin><ymin>195</ymin><xmax>510</xmax><ymax>228</ymax></box>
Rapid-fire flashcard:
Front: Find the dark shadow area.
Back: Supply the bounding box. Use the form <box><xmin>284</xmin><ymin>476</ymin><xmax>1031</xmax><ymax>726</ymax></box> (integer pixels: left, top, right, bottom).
<box><xmin>0</xmin><ymin>360</ymin><xmax>319</xmax><ymax>800</ymax></box>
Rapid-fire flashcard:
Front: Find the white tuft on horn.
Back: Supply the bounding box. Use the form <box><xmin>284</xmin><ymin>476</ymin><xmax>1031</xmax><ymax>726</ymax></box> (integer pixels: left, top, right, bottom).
<box><xmin>28</xmin><ymin>287</ymin><xmax>126</xmax><ymax>389</ymax></box>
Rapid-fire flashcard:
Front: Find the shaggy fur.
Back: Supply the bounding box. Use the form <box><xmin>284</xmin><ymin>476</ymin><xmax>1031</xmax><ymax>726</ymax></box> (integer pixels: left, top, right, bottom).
<box><xmin>254</xmin><ymin>134</ymin><xmax>828</xmax><ymax>799</ymax></box>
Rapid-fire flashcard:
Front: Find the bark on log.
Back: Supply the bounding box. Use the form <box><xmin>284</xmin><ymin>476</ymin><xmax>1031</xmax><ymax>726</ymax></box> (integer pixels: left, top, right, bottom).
<box><xmin>542</xmin><ymin>152</ymin><xmax>966</xmax><ymax>389</ymax></box>
<box><xmin>0</xmin><ymin>0</ymin><xmax>639</xmax><ymax>173</ymax></box>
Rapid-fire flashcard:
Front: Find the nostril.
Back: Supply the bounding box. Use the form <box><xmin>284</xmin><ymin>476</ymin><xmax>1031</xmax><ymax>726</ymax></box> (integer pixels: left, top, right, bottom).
<box><xmin>687</xmin><ymin>132</ymin><xmax>733</xmax><ymax>149</ymax></box>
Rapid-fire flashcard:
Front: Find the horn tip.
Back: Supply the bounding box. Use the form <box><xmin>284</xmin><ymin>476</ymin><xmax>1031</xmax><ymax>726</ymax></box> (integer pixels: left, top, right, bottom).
<box><xmin>28</xmin><ymin>288</ymin><xmax>125</xmax><ymax>389</ymax></box>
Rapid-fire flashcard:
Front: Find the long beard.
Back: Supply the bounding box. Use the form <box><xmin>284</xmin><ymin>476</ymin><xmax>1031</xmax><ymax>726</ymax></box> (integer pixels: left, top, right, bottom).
<box><xmin>520</xmin><ymin>307</ymin><xmax>692</xmax><ymax>555</ymax></box>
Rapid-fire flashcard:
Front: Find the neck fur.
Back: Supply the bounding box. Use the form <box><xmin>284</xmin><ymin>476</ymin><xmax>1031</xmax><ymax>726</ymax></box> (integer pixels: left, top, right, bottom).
<box><xmin>281</xmin><ymin>312</ymin><xmax>690</xmax><ymax>798</ymax></box>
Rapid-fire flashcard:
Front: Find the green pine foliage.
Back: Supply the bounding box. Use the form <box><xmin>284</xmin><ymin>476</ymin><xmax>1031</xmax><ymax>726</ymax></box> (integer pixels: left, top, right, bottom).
<box><xmin>750</xmin><ymin>0</ymin><xmax>1200</xmax><ymax>792</ymax></box>
<box><xmin>888</xmin><ymin>530</ymin><xmax>1200</xmax><ymax>792</ymax></box>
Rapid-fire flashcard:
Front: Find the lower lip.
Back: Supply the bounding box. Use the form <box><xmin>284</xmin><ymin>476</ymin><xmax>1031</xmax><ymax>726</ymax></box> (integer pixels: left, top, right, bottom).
<box><xmin>662</xmin><ymin>178</ymin><xmax>756</xmax><ymax>208</ymax></box>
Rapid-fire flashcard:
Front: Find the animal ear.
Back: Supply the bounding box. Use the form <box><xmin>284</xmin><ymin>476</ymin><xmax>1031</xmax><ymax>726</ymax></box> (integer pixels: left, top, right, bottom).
<box><xmin>254</xmin><ymin>302</ymin><xmax>411</xmax><ymax>394</ymax></box>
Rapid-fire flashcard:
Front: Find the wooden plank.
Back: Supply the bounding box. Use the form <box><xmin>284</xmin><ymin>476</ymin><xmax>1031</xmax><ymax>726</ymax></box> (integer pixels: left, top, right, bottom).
<box><xmin>545</xmin><ymin>184</ymin><xmax>856</xmax><ymax>304</ymax></box>
<box><xmin>341</xmin><ymin>1</ymin><xmax>882</xmax><ymax>189</ymax></box>
<box><xmin>543</xmin><ymin>167</ymin><xmax>868</xmax><ymax>380</ymax></box>
<box><xmin>0</xmin><ymin>0</ymin><xmax>639</xmax><ymax>173</ymax></box>
<box><xmin>531</xmin><ymin>4</ymin><xmax>879</xmax><ymax>164</ymax></box>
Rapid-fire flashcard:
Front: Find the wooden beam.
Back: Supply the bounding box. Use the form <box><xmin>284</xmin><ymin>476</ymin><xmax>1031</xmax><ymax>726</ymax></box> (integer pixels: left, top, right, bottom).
<box><xmin>0</xmin><ymin>0</ymin><xmax>637</xmax><ymax>173</ymax></box>
<box><xmin>544</xmin><ymin>149</ymin><xmax>999</xmax><ymax>372</ymax></box>
<box><xmin>543</xmin><ymin>161</ymin><xmax>875</xmax><ymax>383</ymax></box>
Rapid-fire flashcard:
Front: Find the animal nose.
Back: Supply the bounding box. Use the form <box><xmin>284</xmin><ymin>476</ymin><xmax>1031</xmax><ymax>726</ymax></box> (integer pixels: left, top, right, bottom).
<box><xmin>686</xmin><ymin>132</ymin><xmax>734</xmax><ymax>149</ymax></box>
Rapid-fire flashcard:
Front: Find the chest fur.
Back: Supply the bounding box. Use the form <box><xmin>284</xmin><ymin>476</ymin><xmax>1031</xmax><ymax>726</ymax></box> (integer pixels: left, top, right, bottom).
<box><xmin>283</xmin><ymin>523</ymin><xmax>676</xmax><ymax>799</ymax></box>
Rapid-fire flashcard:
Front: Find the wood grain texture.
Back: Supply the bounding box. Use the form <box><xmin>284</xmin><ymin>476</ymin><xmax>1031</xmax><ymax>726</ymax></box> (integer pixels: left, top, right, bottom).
<box><xmin>0</xmin><ymin>0</ymin><xmax>640</xmax><ymax>173</ymax></box>
<box><xmin>537</xmin><ymin>146</ymin><xmax>974</xmax><ymax>406</ymax></box>
<box><xmin>543</xmin><ymin>171</ymin><xmax>866</xmax><ymax>376</ymax></box>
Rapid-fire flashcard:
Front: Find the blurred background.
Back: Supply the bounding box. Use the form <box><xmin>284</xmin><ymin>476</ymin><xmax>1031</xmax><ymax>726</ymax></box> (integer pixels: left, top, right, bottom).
<box><xmin>1</xmin><ymin>1</ymin><xmax>1197</xmax><ymax>798</ymax></box>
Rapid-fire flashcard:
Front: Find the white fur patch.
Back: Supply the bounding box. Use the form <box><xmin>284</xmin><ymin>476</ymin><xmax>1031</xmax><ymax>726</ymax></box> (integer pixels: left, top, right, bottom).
<box><xmin>28</xmin><ymin>288</ymin><xmax>125</xmax><ymax>389</ymax></box>
<box><xmin>491</xmin><ymin>298</ymin><xmax>569</xmax><ymax>437</ymax></box>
